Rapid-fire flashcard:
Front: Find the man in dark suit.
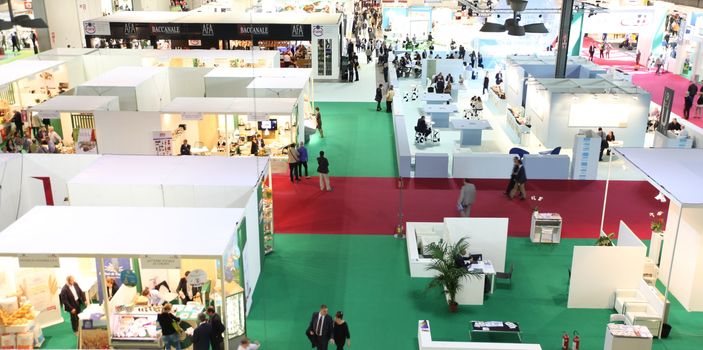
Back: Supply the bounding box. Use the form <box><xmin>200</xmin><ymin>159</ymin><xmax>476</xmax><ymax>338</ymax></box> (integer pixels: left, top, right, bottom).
<box><xmin>207</xmin><ymin>306</ymin><xmax>225</xmax><ymax>350</ymax></box>
<box><xmin>306</xmin><ymin>304</ymin><xmax>333</xmax><ymax>350</ymax></box>
<box><xmin>191</xmin><ymin>313</ymin><xmax>213</xmax><ymax>350</ymax></box>
<box><xmin>59</xmin><ymin>276</ymin><xmax>87</xmax><ymax>333</ymax></box>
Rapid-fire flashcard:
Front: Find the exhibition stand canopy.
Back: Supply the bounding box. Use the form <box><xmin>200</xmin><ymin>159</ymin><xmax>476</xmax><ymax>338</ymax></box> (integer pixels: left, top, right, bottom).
<box><xmin>77</xmin><ymin>66</ymin><xmax>167</xmax><ymax>88</ymax></box>
<box><xmin>0</xmin><ymin>206</ymin><xmax>243</xmax><ymax>258</ymax></box>
<box><xmin>161</xmin><ymin>97</ymin><xmax>298</xmax><ymax>115</ymax></box>
<box><xmin>29</xmin><ymin>96</ymin><xmax>120</xmax><ymax>115</ymax></box>
<box><xmin>0</xmin><ymin>60</ymin><xmax>66</xmax><ymax>88</ymax></box>
<box><xmin>615</xmin><ymin>148</ymin><xmax>703</xmax><ymax>208</ymax></box>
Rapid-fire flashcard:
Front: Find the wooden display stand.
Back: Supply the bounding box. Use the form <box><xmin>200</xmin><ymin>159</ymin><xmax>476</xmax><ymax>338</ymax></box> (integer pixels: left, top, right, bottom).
<box><xmin>530</xmin><ymin>212</ymin><xmax>562</xmax><ymax>244</ymax></box>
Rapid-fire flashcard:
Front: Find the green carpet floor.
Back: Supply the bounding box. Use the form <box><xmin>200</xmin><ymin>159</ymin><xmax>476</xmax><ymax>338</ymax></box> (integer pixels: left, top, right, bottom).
<box><xmin>246</xmin><ymin>235</ymin><xmax>703</xmax><ymax>350</ymax></box>
<box><xmin>40</xmin><ymin>311</ymin><xmax>77</xmax><ymax>349</ymax></box>
<box><xmin>305</xmin><ymin>102</ymin><xmax>398</xmax><ymax>178</ymax></box>
<box><xmin>0</xmin><ymin>49</ymin><xmax>35</xmax><ymax>65</ymax></box>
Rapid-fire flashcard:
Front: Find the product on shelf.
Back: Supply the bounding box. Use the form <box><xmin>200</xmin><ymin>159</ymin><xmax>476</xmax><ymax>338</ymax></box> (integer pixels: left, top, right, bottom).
<box><xmin>0</xmin><ymin>304</ymin><xmax>35</xmax><ymax>326</ymax></box>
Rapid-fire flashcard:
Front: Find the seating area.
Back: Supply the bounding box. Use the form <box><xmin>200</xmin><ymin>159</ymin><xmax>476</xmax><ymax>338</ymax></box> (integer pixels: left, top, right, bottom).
<box><xmin>614</xmin><ymin>280</ymin><xmax>670</xmax><ymax>337</ymax></box>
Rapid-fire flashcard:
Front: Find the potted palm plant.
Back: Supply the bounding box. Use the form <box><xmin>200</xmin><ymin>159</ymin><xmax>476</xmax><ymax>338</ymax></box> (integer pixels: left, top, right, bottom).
<box><xmin>424</xmin><ymin>237</ymin><xmax>482</xmax><ymax>312</ymax></box>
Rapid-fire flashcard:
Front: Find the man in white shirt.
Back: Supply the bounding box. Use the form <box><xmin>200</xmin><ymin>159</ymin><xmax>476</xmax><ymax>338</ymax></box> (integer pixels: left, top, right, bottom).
<box><xmin>237</xmin><ymin>337</ymin><xmax>260</xmax><ymax>350</ymax></box>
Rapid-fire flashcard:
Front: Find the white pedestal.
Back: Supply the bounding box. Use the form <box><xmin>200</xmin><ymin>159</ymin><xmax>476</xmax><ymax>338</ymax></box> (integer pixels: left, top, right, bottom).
<box><xmin>449</xmin><ymin>274</ymin><xmax>486</xmax><ymax>305</ymax></box>
<box><xmin>648</xmin><ymin>232</ymin><xmax>664</xmax><ymax>265</ymax></box>
<box><xmin>603</xmin><ymin>324</ymin><xmax>653</xmax><ymax>350</ymax></box>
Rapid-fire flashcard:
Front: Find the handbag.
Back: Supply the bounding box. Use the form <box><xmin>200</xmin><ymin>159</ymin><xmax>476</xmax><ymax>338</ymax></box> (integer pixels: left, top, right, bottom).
<box><xmin>172</xmin><ymin>320</ymin><xmax>183</xmax><ymax>335</ymax></box>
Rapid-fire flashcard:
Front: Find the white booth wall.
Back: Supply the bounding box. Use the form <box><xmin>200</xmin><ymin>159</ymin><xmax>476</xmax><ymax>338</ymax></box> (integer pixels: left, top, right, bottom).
<box><xmin>658</xmin><ymin>203</ymin><xmax>703</xmax><ymax>311</ymax></box>
<box><xmin>75</xmin><ymin>67</ymin><xmax>171</xmax><ymax>111</ymax></box>
<box><xmin>93</xmin><ymin>111</ymin><xmax>163</xmax><ymax>155</ymax></box>
<box><xmin>45</xmin><ymin>0</ymin><xmax>103</xmax><ymax>50</ymax></box>
<box><xmin>525</xmin><ymin>87</ymin><xmax>650</xmax><ymax>148</ymax></box>
<box><xmin>311</xmin><ymin>24</ymin><xmax>342</xmax><ymax>80</ymax></box>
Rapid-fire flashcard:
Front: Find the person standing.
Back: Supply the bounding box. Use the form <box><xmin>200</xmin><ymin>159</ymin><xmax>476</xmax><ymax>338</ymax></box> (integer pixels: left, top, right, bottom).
<box><xmin>105</xmin><ymin>278</ymin><xmax>120</xmax><ymax>301</ymax></box>
<box><xmin>307</xmin><ymin>304</ymin><xmax>334</xmax><ymax>350</ymax></box>
<box><xmin>297</xmin><ymin>142</ymin><xmax>310</xmax><ymax>179</ymax></box>
<box><xmin>687</xmin><ymin>81</ymin><xmax>699</xmax><ymax>101</ymax></box>
<box><xmin>457</xmin><ymin>179</ymin><xmax>476</xmax><ymax>217</ymax></box>
<box><xmin>588</xmin><ymin>44</ymin><xmax>595</xmax><ymax>61</ymax></box>
<box><xmin>207</xmin><ymin>306</ymin><xmax>225</xmax><ymax>350</ymax></box>
<box><xmin>385</xmin><ymin>85</ymin><xmax>394</xmax><ymax>113</ymax></box>
<box><xmin>508</xmin><ymin>158</ymin><xmax>527</xmax><ymax>200</ymax></box>
<box><xmin>317</xmin><ymin>151</ymin><xmax>331</xmax><ymax>191</ymax></box>
<box><xmin>180</xmin><ymin>139</ymin><xmax>191</xmax><ymax>155</ymax></box>
<box><xmin>31</xmin><ymin>31</ymin><xmax>38</xmax><ymax>54</ymax></box>
<box><xmin>157</xmin><ymin>303</ymin><xmax>181</xmax><ymax>350</ymax></box>
<box><xmin>59</xmin><ymin>276</ymin><xmax>87</xmax><ymax>334</ymax></box>
<box><xmin>635</xmin><ymin>50</ymin><xmax>641</xmax><ymax>67</ymax></box>
<box><xmin>192</xmin><ymin>313</ymin><xmax>213</xmax><ymax>350</ymax></box>
<box><xmin>332</xmin><ymin>311</ymin><xmax>351</xmax><ymax>350</ymax></box>
<box><xmin>655</xmin><ymin>55</ymin><xmax>663</xmax><ymax>75</ymax></box>
<box><xmin>315</xmin><ymin>107</ymin><xmax>324</xmax><ymax>137</ymax></box>
<box><xmin>374</xmin><ymin>84</ymin><xmax>383</xmax><ymax>111</ymax></box>
<box><xmin>684</xmin><ymin>92</ymin><xmax>694</xmax><ymax>119</ymax></box>
<box><xmin>505</xmin><ymin>156</ymin><xmax>519</xmax><ymax>196</ymax></box>
<box><xmin>288</xmin><ymin>143</ymin><xmax>300</xmax><ymax>183</ymax></box>
<box><xmin>353</xmin><ymin>53</ymin><xmax>359</xmax><ymax>81</ymax></box>
<box><xmin>695</xmin><ymin>88</ymin><xmax>703</xmax><ymax>118</ymax></box>
<box><xmin>11</xmin><ymin>110</ymin><xmax>23</xmax><ymax>134</ymax></box>
<box><xmin>482</xmin><ymin>74</ymin><xmax>489</xmax><ymax>95</ymax></box>
<box><xmin>596</xmin><ymin>127</ymin><xmax>607</xmax><ymax>161</ymax></box>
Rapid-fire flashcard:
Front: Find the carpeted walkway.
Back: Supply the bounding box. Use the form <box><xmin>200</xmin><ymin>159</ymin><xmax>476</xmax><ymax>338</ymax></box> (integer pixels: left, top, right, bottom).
<box><xmin>273</xmin><ymin>175</ymin><xmax>668</xmax><ymax>239</ymax></box>
<box><xmin>305</xmin><ymin>102</ymin><xmax>398</xmax><ymax>178</ymax></box>
<box><xmin>632</xmin><ymin>72</ymin><xmax>703</xmax><ymax>127</ymax></box>
<box><xmin>246</xmin><ymin>234</ymin><xmax>703</xmax><ymax>350</ymax></box>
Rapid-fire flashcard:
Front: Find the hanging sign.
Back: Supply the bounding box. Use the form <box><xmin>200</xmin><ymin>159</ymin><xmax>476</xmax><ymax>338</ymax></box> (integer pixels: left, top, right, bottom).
<box><xmin>18</xmin><ymin>254</ymin><xmax>60</xmax><ymax>268</ymax></box>
<box><xmin>186</xmin><ymin>269</ymin><xmax>208</xmax><ymax>287</ymax></box>
<box><xmin>141</xmin><ymin>256</ymin><xmax>181</xmax><ymax>269</ymax></box>
<box><xmin>182</xmin><ymin>112</ymin><xmax>203</xmax><ymax>121</ymax></box>
<box><xmin>37</xmin><ymin>110</ymin><xmax>60</xmax><ymax>119</ymax></box>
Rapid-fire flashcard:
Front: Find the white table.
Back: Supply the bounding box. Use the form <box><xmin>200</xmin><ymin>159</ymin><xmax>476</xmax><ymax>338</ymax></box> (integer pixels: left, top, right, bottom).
<box><xmin>603</xmin><ymin>323</ymin><xmax>653</xmax><ymax>350</ymax></box>
<box><xmin>468</xmin><ymin>260</ymin><xmax>496</xmax><ymax>294</ymax></box>
<box><xmin>423</xmin><ymin>93</ymin><xmax>453</xmax><ymax>105</ymax></box>
<box><xmin>450</xmin><ymin>119</ymin><xmax>492</xmax><ymax>146</ymax></box>
<box><xmin>424</xmin><ymin>104</ymin><xmax>458</xmax><ymax>128</ymax></box>
<box><xmin>418</xmin><ymin>320</ymin><xmax>542</xmax><ymax>350</ymax></box>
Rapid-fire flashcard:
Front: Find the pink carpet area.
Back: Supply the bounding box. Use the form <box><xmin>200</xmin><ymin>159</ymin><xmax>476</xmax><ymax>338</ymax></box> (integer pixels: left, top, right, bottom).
<box><xmin>631</xmin><ymin>72</ymin><xmax>703</xmax><ymax>127</ymax></box>
<box><xmin>272</xmin><ymin>175</ymin><xmax>668</xmax><ymax>240</ymax></box>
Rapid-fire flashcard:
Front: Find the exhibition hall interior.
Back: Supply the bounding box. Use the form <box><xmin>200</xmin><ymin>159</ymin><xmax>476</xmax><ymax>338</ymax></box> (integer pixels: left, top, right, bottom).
<box><xmin>2</xmin><ymin>0</ymin><xmax>703</xmax><ymax>349</ymax></box>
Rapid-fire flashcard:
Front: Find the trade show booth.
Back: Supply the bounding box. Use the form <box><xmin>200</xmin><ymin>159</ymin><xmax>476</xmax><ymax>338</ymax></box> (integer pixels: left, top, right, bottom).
<box><xmin>406</xmin><ymin>217</ymin><xmax>508</xmax><ymax>305</ymax></box>
<box><xmin>0</xmin><ymin>60</ymin><xmax>72</xmax><ymax>124</ymax></box>
<box><xmin>524</xmin><ymin>77</ymin><xmax>650</xmax><ymax>148</ymax></box>
<box><xmin>0</xmin><ymin>206</ymin><xmax>250</xmax><ymax>350</ymax></box>
<box><xmin>82</xmin><ymin>11</ymin><xmax>343</xmax><ymax>79</ymax></box>
<box><xmin>75</xmin><ymin>67</ymin><xmax>171</xmax><ymax>112</ymax></box>
<box><xmin>159</xmin><ymin>97</ymin><xmax>303</xmax><ymax>157</ymax></box>
<box><xmin>66</xmin><ymin>155</ymin><xmax>273</xmax><ymax>303</ymax></box>
<box><xmin>614</xmin><ymin>148</ymin><xmax>703</xmax><ymax>313</ymax></box>
<box><xmin>28</xmin><ymin>96</ymin><xmax>121</xmax><ymax>154</ymax></box>
<box><xmin>203</xmin><ymin>67</ymin><xmax>312</xmax><ymax>100</ymax></box>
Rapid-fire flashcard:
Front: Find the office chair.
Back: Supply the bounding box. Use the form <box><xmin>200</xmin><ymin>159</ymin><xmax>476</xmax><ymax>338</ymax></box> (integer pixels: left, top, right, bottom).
<box><xmin>509</xmin><ymin>147</ymin><xmax>529</xmax><ymax>158</ymax></box>
<box><xmin>495</xmin><ymin>263</ymin><xmax>514</xmax><ymax>287</ymax></box>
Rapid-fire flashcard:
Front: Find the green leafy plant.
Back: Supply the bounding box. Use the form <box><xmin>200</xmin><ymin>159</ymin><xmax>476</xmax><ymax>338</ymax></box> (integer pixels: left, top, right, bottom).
<box><xmin>596</xmin><ymin>233</ymin><xmax>615</xmax><ymax>246</ymax></box>
<box><xmin>649</xmin><ymin>212</ymin><xmax>664</xmax><ymax>233</ymax></box>
<box><xmin>424</xmin><ymin>237</ymin><xmax>482</xmax><ymax>312</ymax></box>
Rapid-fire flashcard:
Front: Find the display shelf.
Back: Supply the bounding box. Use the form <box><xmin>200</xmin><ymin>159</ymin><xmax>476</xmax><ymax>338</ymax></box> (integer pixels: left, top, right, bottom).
<box><xmin>260</xmin><ymin>184</ymin><xmax>274</xmax><ymax>255</ymax></box>
<box><xmin>506</xmin><ymin>107</ymin><xmax>531</xmax><ymax>146</ymax></box>
<box><xmin>530</xmin><ymin>212</ymin><xmax>562</xmax><ymax>244</ymax></box>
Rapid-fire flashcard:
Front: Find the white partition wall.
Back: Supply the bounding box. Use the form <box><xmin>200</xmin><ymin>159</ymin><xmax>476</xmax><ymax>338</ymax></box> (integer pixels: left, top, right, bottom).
<box><xmin>76</xmin><ymin>67</ymin><xmax>170</xmax><ymax>111</ymax></box>
<box><xmin>93</xmin><ymin>111</ymin><xmax>162</xmax><ymax>155</ymax></box>
<box><xmin>617</xmin><ymin>221</ymin><xmax>647</xmax><ymax>250</ymax></box>
<box><xmin>568</xmin><ymin>246</ymin><xmax>646</xmax><ymax>308</ymax></box>
<box><xmin>659</xmin><ymin>203</ymin><xmax>703</xmax><ymax>311</ymax></box>
<box><xmin>0</xmin><ymin>155</ymin><xmax>22</xmax><ymax>231</ymax></box>
<box><xmin>444</xmin><ymin>217</ymin><xmax>509</xmax><ymax>272</ymax></box>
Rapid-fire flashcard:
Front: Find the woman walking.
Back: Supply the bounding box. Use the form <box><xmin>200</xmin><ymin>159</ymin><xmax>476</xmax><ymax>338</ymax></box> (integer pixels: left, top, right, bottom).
<box><xmin>508</xmin><ymin>158</ymin><xmax>527</xmax><ymax>200</ymax></box>
<box><xmin>157</xmin><ymin>303</ymin><xmax>182</xmax><ymax>350</ymax></box>
<box><xmin>332</xmin><ymin>311</ymin><xmax>350</xmax><ymax>350</ymax></box>
<box><xmin>317</xmin><ymin>151</ymin><xmax>332</xmax><ymax>191</ymax></box>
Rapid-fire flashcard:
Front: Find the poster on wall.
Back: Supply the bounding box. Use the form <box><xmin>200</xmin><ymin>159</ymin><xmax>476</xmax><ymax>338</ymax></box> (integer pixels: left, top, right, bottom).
<box><xmin>74</xmin><ymin>128</ymin><xmax>98</xmax><ymax>154</ymax></box>
<box><xmin>15</xmin><ymin>269</ymin><xmax>63</xmax><ymax>328</ymax></box>
<box><xmin>95</xmin><ymin>258</ymin><xmax>132</xmax><ymax>302</ymax></box>
<box><xmin>152</xmin><ymin>131</ymin><xmax>173</xmax><ymax>156</ymax></box>
<box><xmin>658</xmin><ymin>87</ymin><xmax>674</xmax><ymax>135</ymax></box>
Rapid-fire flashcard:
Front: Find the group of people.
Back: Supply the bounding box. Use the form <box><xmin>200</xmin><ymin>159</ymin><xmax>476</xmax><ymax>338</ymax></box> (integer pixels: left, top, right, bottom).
<box><xmin>306</xmin><ymin>304</ymin><xmax>351</xmax><ymax>350</ymax></box>
<box><xmin>456</xmin><ymin>157</ymin><xmax>529</xmax><ymax>217</ymax></box>
<box><xmin>587</xmin><ymin>41</ymin><xmax>612</xmax><ymax>61</ymax></box>
<box><xmin>428</xmin><ymin>72</ymin><xmax>455</xmax><ymax>94</ymax></box>
<box><xmin>0</xmin><ymin>30</ymin><xmax>38</xmax><ymax>54</ymax></box>
<box><xmin>286</xmin><ymin>142</ymin><xmax>332</xmax><ymax>191</ymax></box>
<box><xmin>683</xmin><ymin>80</ymin><xmax>703</xmax><ymax>119</ymax></box>
<box><xmin>375</xmin><ymin>84</ymin><xmax>394</xmax><ymax>112</ymax></box>
<box><xmin>596</xmin><ymin>127</ymin><xmax>617</xmax><ymax>161</ymax></box>
<box><xmin>666</xmin><ymin>118</ymin><xmax>689</xmax><ymax>139</ymax></box>
<box><xmin>2</xmin><ymin>110</ymin><xmax>63</xmax><ymax>154</ymax></box>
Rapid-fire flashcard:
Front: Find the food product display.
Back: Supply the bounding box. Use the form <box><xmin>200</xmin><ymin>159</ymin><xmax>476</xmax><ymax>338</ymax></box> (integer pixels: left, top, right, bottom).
<box><xmin>0</xmin><ymin>304</ymin><xmax>35</xmax><ymax>326</ymax></box>
<box><xmin>226</xmin><ymin>293</ymin><xmax>245</xmax><ymax>339</ymax></box>
<box><xmin>111</xmin><ymin>314</ymin><xmax>159</xmax><ymax>340</ymax></box>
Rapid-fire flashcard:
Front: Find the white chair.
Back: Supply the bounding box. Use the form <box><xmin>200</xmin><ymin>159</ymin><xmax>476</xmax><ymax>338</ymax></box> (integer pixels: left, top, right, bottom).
<box><xmin>609</xmin><ymin>314</ymin><xmax>626</xmax><ymax>323</ymax></box>
<box><xmin>614</xmin><ymin>289</ymin><xmax>646</xmax><ymax>314</ymax></box>
<box><xmin>623</xmin><ymin>302</ymin><xmax>662</xmax><ymax>337</ymax></box>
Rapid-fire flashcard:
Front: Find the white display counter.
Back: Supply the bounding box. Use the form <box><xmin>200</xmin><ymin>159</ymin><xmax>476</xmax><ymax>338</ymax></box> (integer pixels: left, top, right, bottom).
<box><xmin>603</xmin><ymin>323</ymin><xmax>653</xmax><ymax>350</ymax></box>
<box><xmin>418</xmin><ymin>320</ymin><xmax>542</xmax><ymax>350</ymax></box>
<box><xmin>652</xmin><ymin>130</ymin><xmax>693</xmax><ymax>148</ymax></box>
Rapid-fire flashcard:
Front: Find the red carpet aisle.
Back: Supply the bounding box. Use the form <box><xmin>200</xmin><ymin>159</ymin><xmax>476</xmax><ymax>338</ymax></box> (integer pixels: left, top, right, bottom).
<box><xmin>272</xmin><ymin>175</ymin><xmax>668</xmax><ymax>239</ymax></box>
<box><xmin>631</xmin><ymin>72</ymin><xmax>703</xmax><ymax>128</ymax></box>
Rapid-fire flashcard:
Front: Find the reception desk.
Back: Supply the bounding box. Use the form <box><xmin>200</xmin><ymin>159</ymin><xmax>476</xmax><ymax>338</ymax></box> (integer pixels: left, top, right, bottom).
<box><xmin>418</xmin><ymin>320</ymin><xmax>542</xmax><ymax>350</ymax></box>
<box><xmin>423</xmin><ymin>93</ymin><xmax>453</xmax><ymax>105</ymax></box>
<box><xmin>451</xmin><ymin>119</ymin><xmax>492</xmax><ymax>146</ymax></box>
<box><xmin>425</xmin><ymin>104</ymin><xmax>459</xmax><ymax>128</ymax></box>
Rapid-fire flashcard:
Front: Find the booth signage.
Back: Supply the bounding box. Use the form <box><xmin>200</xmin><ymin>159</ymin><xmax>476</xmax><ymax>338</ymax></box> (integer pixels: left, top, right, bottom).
<box><xmin>312</xmin><ymin>25</ymin><xmax>324</xmax><ymax>37</ymax></box>
<box><xmin>124</xmin><ymin>23</ymin><xmax>136</xmax><ymax>35</ymax></box>
<box><xmin>202</xmin><ymin>23</ymin><xmax>215</xmax><ymax>36</ymax></box>
<box><xmin>120</xmin><ymin>270</ymin><xmax>138</xmax><ymax>287</ymax></box>
<box><xmin>186</xmin><ymin>269</ymin><xmax>208</xmax><ymax>287</ymax></box>
<box><xmin>182</xmin><ymin>112</ymin><xmax>203</xmax><ymax>120</ymax></box>
<box><xmin>37</xmin><ymin>110</ymin><xmax>60</xmax><ymax>119</ymax></box>
<box><xmin>18</xmin><ymin>254</ymin><xmax>60</xmax><ymax>268</ymax></box>
<box><xmin>658</xmin><ymin>87</ymin><xmax>675</xmax><ymax>134</ymax></box>
<box><xmin>83</xmin><ymin>21</ymin><xmax>111</xmax><ymax>36</ymax></box>
<box><xmin>291</xmin><ymin>24</ymin><xmax>305</xmax><ymax>38</ymax></box>
<box><xmin>141</xmin><ymin>256</ymin><xmax>181</xmax><ymax>269</ymax></box>
<box><xmin>238</xmin><ymin>24</ymin><xmax>269</xmax><ymax>36</ymax></box>
<box><xmin>151</xmin><ymin>25</ymin><xmax>181</xmax><ymax>35</ymax></box>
